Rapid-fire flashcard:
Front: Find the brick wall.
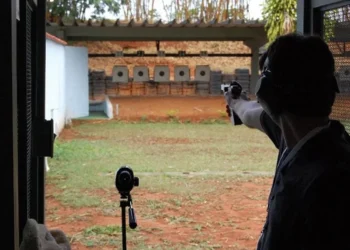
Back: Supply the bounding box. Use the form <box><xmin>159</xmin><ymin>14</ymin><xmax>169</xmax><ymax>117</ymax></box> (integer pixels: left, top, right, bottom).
<box><xmin>89</xmin><ymin>69</ymin><xmax>250</xmax><ymax>100</ymax></box>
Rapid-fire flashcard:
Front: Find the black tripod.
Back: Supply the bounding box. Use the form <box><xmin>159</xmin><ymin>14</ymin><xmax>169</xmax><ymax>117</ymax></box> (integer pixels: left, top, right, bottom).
<box><xmin>120</xmin><ymin>193</ymin><xmax>137</xmax><ymax>250</ymax></box>
<box><xmin>115</xmin><ymin>166</ymin><xmax>139</xmax><ymax>250</ymax></box>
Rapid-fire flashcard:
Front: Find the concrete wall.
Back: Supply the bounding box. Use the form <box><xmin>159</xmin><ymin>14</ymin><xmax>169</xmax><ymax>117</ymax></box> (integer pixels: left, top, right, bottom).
<box><xmin>45</xmin><ymin>39</ymin><xmax>66</xmax><ymax>135</ymax></box>
<box><xmin>65</xmin><ymin>46</ymin><xmax>89</xmax><ymax>119</ymax></box>
<box><xmin>103</xmin><ymin>96</ymin><xmax>114</xmax><ymax>119</ymax></box>
<box><xmin>89</xmin><ymin>96</ymin><xmax>113</xmax><ymax>119</ymax></box>
<box><xmin>45</xmin><ymin>38</ymin><xmax>89</xmax><ymax>136</ymax></box>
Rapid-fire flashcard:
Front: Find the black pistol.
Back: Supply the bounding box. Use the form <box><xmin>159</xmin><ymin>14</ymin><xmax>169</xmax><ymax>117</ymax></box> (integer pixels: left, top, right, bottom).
<box><xmin>222</xmin><ymin>81</ymin><xmax>244</xmax><ymax>125</ymax></box>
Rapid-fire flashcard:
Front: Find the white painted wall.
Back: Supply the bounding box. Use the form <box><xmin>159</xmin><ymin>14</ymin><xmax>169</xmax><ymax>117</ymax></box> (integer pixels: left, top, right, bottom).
<box><xmin>45</xmin><ymin>39</ymin><xmax>89</xmax><ymax>136</ymax></box>
<box><xmin>65</xmin><ymin>46</ymin><xmax>89</xmax><ymax>119</ymax></box>
<box><xmin>45</xmin><ymin>39</ymin><xmax>66</xmax><ymax>136</ymax></box>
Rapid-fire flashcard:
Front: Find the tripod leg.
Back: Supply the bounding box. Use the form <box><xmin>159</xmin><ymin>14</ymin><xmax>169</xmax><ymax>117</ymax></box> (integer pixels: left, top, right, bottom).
<box><xmin>121</xmin><ymin>204</ymin><xmax>127</xmax><ymax>250</ymax></box>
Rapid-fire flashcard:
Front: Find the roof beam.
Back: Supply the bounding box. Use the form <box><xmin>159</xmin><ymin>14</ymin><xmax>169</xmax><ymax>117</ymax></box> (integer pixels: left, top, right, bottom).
<box><xmin>89</xmin><ymin>53</ymin><xmax>253</xmax><ymax>57</ymax></box>
<box><xmin>46</xmin><ymin>26</ymin><xmax>267</xmax><ymax>42</ymax></box>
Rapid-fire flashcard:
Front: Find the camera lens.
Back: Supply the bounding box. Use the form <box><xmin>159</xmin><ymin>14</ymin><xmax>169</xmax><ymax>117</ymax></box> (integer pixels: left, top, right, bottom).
<box><xmin>118</xmin><ymin>171</ymin><xmax>132</xmax><ymax>184</ymax></box>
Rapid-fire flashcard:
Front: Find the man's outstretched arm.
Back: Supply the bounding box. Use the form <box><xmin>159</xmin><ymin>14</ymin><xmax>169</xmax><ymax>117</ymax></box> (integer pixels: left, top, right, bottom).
<box><xmin>226</xmin><ymin>95</ymin><xmax>282</xmax><ymax>149</ymax></box>
<box><xmin>226</xmin><ymin>96</ymin><xmax>264</xmax><ymax>132</ymax></box>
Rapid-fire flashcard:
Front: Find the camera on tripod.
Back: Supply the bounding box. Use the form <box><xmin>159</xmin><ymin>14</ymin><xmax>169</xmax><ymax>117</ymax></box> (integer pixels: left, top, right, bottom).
<box><xmin>115</xmin><ymin>166</ymin><xmax>139</xmax><ymax>250</ymax></box>
<box><xmin>115</xmin><ymin>166</ymin><xmax>139</xmax><ymax>196</ymax></box>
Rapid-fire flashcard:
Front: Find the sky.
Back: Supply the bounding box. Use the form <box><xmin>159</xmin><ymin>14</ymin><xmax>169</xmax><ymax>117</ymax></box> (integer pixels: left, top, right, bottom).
<box><xmin>86</xmin><ymin>0</ymin><xmax>265</xmax><ymax>21</ymax></box>
<box><xmin>249</xmin><ymin>0</ymin><xmax>264</xmax><ymax>20</ymax></box>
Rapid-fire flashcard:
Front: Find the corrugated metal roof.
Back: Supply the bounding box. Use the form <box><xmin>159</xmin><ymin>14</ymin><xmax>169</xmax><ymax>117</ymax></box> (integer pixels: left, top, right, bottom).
<box><xmin>46</xmin><ymin>18</ymin><xmax>265</xmax><ymax>28</ymax></box>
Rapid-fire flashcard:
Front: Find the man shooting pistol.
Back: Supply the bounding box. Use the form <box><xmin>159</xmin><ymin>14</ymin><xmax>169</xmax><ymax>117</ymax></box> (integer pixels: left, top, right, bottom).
<box><xmin>224</xmin><ymin>33</ymin><xmax>350</xmax><ymax>250</ymax></box>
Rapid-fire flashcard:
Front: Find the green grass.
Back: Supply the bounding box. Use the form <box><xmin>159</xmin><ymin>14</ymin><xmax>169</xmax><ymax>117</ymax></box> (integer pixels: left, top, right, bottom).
<box><xmin>48</xmin><ymin>122</ymin><xmax>277</xmax><ymax>206</ymax></box>
<box><xmin>76</xmin><ymin>111</ymin><xmax>109</xmax><ymax>119</ymax></box>
<box><xmin>70</xmin><ymin>225</ymin><xmax>142</xmax><ymax>247</ymax></box>
<box><xmin>52</xmin><ymin>122</ymin><xmax>276</xmax><ymax>170</ymax></box>
<box><xmin>48</xmin><ymin>122</ymin><xmax>277</xmax><ymax>207</ymax></box>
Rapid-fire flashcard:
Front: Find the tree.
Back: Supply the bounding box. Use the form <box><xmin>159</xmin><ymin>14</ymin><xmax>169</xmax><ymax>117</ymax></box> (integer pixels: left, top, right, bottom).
<box><xmin>46</xmin><ymin>0</ymin><xmax>250</xmax><ymax>22</ymax></box>
<box><xmin>91</xmin><ymin>0</ymin><xmax>121</xmax><ymax>20</ymax></box>
<box><xmin>261</xmin><ymin>0</ymin><xmax>297</xmax><ymax>43</ymax></box>
<box><xmin>46</xmin><ymin>0</ymin><xmax>121</xmax><ymax>21</ymax></box>
<box><xmin>120</xmin><ymin>0</ymin><xmax>160</xmax><ymax>21</ymax></box>
<box><xmin>161</xmin><ymin>0</ymin><xmax>250</xmax><ymax>22</ymax></box>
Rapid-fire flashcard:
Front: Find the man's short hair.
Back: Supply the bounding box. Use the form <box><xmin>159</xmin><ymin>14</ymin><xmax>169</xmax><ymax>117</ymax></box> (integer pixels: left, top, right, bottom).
<box><xmin>266</xmin><ymin>33</ymin><xmax>337</xmax><ymax>117</ymax></box>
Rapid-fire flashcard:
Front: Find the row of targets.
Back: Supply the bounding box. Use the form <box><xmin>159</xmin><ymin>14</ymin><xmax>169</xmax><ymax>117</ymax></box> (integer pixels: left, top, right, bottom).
<box><xmin>112</xmin><ymin>65</ymin><xmax>211</xmax><ymax>83</ymax></box>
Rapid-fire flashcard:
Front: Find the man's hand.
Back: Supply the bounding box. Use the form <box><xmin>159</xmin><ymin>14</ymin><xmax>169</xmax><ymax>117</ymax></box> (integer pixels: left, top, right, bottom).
<box><xmin>225</xmin><ymin>91</ymin><xmax>249</xmax><ymax>114</ymax></box>
<box><xmin>223</xmin><ymin>91</ymin><xmax>264</xmax><ymax>130</ymax></box>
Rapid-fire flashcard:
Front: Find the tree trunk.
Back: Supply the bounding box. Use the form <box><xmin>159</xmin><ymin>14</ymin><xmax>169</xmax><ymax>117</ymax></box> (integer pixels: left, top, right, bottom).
<box><xmin>127</xmin><ymin>0</ymin><xmax>132</xmax><ymax>20</ymax></box>
<box><xmin>216</xmin><ymin>0</ymin><xmax>223</xmax><ymax>21</ymax></box>
<box><xmin>162</xmin><ymin>0</ymin><xmax>171</xmax><ymax>20</ymax></box>
<box><xmin>136</xmin><ymin>0</ymin><xmax>140</xmax><ymax>21</ymax></box>
<box><xmin>200</xmin><ymin>0</ymin><xmax>204</xmax><ymax>19</ymax></box>
<box><xmin>142</xmin><ymin>0</ymin><xmax>147</xmax><ymax>19</ymax></box>
<box><xmin>225</xmin><ymin>0</ymin><xmax>230</xmax><ymax>20</ymax></box>
<box><xmin>150</xmin><ymin>0</ymin><xmax>155</xmax><ymax>21</ymax></box>
<box><xmin>176</xmin><ymin>0</ymin><xmax>181</xmax><ymax>20</ymax></box>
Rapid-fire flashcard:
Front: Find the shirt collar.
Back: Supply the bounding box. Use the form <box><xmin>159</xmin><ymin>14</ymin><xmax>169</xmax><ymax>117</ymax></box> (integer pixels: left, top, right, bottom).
<box><xmin>280</xmin><ymin>122</ymin><xmax>331</xmax><ymax>168</ymax></box>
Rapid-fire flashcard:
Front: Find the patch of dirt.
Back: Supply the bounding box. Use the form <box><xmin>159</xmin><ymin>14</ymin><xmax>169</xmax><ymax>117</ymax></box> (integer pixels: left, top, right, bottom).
<box><xmin>46</xmin><ymin>179</ymin><xmax>273</xmax><ymax>249</ymax></box>
<box><xmin>66</xmin><ymin>96</ymin><xmax>232</xmax><ymax>128</ymax></box>
<box><xmin>144</xmin><ymin>137</ymin><xmax>192</xmax><ymax>144</ymax></box>
<box><xmin>139</xmin><ymin>137</ymin><xmax>214</xmax><ymax>145</ymax></box>
<box><xmin>58</xmin><ymin>128</ymin><xmax>106</xmax><ymax>141</ymax></box>
<box><xmin>111</xmin><ymin>96</ymin><xmax>227</xmax><ymax>120</ymax></box>
<box><xmin>69</xmin><ymin>242</ymin><xmax>93</xmax><ymax>250</ymax></box>
<box><xmin>59</xmin><ymin>128</ymin><xmax>81</xmax><ymax>140</ymax></box>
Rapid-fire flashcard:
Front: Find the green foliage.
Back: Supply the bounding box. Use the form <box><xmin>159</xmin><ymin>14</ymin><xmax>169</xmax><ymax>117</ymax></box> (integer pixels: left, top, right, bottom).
<box><xmin>46</xmin><ymin>0</ymin><xmax>120</xmax><ymax>20</ymax></box>
<box><xmin>323</xmin><ymin>10</ymin><xmax>338</xmax><ymax>42</ymax></box>
<box><xmin>262</xmin><ymin>0</ymin><xmax>297</xmax><ymax>43</ymax></box>
<box><xmin>84</xmin><ymin>225</ymin><xmax>123</xmax><ymax>236</ymax></box>
<box><xmin>91</xmin><ymin>0</ymin><xmax>120</xmax><ymax>19</ymax></box>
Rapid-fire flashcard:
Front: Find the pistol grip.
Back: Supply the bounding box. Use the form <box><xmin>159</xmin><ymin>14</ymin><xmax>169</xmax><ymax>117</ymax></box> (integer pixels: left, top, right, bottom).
<box><xmin>230</xmin><ymin>110</ymin><xmax>243</xmax><ymax>126</ymax></box>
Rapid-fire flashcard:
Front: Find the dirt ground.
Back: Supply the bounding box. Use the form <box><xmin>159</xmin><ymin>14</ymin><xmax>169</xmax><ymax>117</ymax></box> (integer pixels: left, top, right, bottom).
<box><xmin>111</xmin><ymin>96</ymin><xmax>227</xmax><ymax>121</ymax></box>
<box><xmin>46</xmin><ymin>179</ymin><xmax>272</xmax><ymax>250</ymax></box>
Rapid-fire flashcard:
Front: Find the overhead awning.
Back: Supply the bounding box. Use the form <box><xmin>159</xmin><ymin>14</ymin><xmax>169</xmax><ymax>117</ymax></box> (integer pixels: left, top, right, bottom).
<box><xmin>46</xmin><ymin>18</ymin><xmax>267</xmax><ymax>43</ymax></box>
